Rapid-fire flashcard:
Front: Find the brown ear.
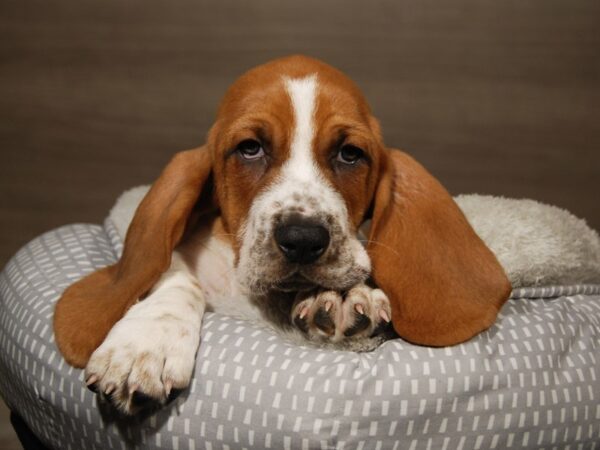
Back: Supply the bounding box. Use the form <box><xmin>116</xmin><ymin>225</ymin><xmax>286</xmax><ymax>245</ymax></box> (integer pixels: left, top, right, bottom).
<box><xmin>54</xmin><ymin>147</ymin><xmax>213</xmax><ymax>367</ymax></box>
<box><xmin>367</xmin><ymin>149</ymin><xmax>511</xmax><ymax>346</ymax></box>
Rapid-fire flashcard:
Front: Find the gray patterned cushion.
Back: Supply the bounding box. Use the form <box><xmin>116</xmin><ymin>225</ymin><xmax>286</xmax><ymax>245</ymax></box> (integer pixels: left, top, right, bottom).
<box><xmin>1</xmin><ymin>223</ymin><xmax>600</xmax><ymax>449</ymax></box>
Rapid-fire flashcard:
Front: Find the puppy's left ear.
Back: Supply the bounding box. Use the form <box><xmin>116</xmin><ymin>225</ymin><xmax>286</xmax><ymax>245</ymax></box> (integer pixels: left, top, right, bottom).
<box><xmin>367</xmin><ymin>149</ymin><xmax>511</xmax><ymax>346</ymax></box>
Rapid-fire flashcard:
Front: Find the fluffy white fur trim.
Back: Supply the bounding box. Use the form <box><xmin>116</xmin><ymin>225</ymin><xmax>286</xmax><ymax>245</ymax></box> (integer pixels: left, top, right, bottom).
<box><xmin>455</xmin><ymin>194</ymin><xmax>600</xmax><ymax>287</ymax></box>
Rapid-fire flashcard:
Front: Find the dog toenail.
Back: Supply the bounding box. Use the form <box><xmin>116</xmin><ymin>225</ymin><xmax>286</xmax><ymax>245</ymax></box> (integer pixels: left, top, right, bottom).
<box><xmin>164</xmin><ymin>380</ymin><xmax>173</xmax><ymax>397</ymax></box>
<box><xmin>299</xmin><ymin>306</ymin><xmax>309</xmax><ymax>319</ymax></box>
<box><xmin>294</xmin><ymin>315</ymin><xmax>309</xmax><ymax>333</ymax></box>
<box><xmin>380</xmin><ymin>309</ymin><xmax>390</xmax><ymax>323</ymax></box>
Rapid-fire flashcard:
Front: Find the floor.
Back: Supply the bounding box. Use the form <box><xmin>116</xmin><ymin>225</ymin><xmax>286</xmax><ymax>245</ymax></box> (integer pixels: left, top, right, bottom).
<box><xmin>0</xmin><ymin>1</ymin><xmax>598</xmax><ymax>448</ymax></box>
<box><xmin>0</xmin><ymin>400</ymin><xmax>21</xmax><ymax>450</ymax></box>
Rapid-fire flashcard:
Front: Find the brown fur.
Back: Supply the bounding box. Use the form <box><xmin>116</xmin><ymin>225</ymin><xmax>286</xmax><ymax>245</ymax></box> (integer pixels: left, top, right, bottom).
<box><xmin>368</xmin><ymin>150</ymin><xmax>512</xmax><ymax>346</ymax></box>
<box><xmin>53</xmin><ymin>55</ymin><xmax>511</xmax><ymax>368</ymax></box>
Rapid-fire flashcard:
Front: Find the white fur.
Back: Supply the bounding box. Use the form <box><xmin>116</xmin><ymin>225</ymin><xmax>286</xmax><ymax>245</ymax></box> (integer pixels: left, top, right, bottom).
<box><xmin>179</xmin><ymin>222</ymin><xmax>262</xmax><ymax>322</ymax></box>
<box><xmin>283</xmin><ymin>75</ymin><xmax>320</xmax><ymax>183</ymax></box>
<box><xmin>85</xmin><ymin>252</ymin><xmax>205</xmax><ymax>413</ymax></box>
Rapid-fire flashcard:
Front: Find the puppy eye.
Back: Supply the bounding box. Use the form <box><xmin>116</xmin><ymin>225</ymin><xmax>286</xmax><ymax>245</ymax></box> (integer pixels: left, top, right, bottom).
<box><xmin>236</xmin><ymin>139</ymin><xmax>265</xmax><ymax>161</ymax></box>
<box><xmin>336</xmin><ymin>145</ymin><xmax>364</xmax><ymax>165</ymax></box>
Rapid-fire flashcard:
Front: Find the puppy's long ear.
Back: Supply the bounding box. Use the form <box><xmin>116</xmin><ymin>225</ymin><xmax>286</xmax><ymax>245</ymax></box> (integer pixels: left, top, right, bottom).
<box><xmin>54</xmin><ymin>147</ymin><xmax>213</xmax><ymax>368</ymax></box>
<box><xmin>368</xmin><ymin>149</ymin><xmax>511</xmax><ymax>346</ymax></box>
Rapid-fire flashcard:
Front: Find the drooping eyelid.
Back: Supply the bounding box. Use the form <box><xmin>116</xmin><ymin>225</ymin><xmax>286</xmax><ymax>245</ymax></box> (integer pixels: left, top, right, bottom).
<box><xmin>326</xmin><ymin>123</ymin><xmax>375</xmax><ymax>158</ymax></box>
<box><xmin>328</xmin><ymin>135</ymin><xmax>373</xmax><ymax>166</ymax></box>
<box><xmin>223</xmin><ymin>129</ymin><xmax>273</xmax><ymax>161</ymax></box>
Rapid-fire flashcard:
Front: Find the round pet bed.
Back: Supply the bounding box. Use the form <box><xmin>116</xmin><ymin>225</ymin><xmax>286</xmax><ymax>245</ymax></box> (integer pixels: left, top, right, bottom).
<box><xmin>1</xmin><ymin>198</ymin><xmax>600</xmax><ymax>449</ymax></box>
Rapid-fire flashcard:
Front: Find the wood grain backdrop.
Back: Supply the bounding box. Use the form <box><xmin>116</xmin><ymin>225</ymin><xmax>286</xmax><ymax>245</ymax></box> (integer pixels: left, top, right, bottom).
<box><xmin>1</xmin><ymin>0</ymin><xmax>599</xmax><ymax>267</ymax></box>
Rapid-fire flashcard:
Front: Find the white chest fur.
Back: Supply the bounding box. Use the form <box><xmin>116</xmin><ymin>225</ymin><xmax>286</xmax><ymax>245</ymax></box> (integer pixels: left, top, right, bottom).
<box><xmin>178</xmin><ymin>224</ymin><xmax>264</xmax><ymax>322</ymax></box>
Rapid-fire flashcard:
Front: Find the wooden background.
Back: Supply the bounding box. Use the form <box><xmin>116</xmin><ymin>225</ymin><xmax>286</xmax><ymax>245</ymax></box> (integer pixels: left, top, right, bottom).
<box><xmin>1</xmin><ymin>0</ymin><xmax>599</xmax><ymax>269</ymax></box>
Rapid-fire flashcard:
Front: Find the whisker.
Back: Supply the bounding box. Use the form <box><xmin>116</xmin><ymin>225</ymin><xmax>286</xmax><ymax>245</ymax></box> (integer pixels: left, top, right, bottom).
<box><xmin>358</xmin><ymin>238</ymin><xmax>403</xmax><ymax>259</ymax></box>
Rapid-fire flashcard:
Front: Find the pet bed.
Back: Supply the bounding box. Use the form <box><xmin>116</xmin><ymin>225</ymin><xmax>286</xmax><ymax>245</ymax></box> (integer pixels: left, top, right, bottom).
<box><xmin>1</xmin><ymin>190</ymin><xmax>599</xmax><ymax>449</ymax></box>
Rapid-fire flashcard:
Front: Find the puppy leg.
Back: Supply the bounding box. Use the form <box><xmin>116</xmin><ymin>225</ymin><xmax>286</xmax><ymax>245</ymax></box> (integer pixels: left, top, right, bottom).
<box><xmin>84</xmin><ymin>252</ymin><xmax>204</xmax><ymax>415</ymax></box>
<box><xmin>291</xmin><ymin>284</ymin><xmax>392</xmax><ymax>343</ymax></box>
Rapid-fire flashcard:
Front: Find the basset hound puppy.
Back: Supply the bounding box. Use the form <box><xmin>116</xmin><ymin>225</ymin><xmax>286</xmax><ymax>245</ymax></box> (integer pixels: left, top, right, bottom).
<box><xmin>54</xmin><ymin>55</ymin><xmax>511</xmax><ymax>414</ymax></box>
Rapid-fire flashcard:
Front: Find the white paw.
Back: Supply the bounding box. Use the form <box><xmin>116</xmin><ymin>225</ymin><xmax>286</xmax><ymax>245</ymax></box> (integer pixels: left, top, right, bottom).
<box><xmin>84</xmin><ymin>303</ymin><xmax>200</xmax><ymax>415</ymax></box>
<box><xmin>291</xmin><ymin>284</ymin><xmax>392</xmax><ymax>342</ymax></box>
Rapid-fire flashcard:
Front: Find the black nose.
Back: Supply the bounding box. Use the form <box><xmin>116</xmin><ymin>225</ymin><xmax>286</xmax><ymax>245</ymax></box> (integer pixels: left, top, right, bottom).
<box><xmin>274</xmin><ymin>220</ymin><xmax>330</xmax><ymax>265</ymax></box>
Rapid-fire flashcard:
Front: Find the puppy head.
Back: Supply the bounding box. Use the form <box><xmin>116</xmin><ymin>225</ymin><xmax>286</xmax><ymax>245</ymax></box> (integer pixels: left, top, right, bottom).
<box><xmin>208</xmin><ymin>55</ymin><xmax>385</xmax><ymax>294</ymax></box>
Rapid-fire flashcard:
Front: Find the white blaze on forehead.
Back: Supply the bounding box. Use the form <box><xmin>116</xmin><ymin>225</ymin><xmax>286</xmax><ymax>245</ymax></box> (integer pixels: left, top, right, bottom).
<box><xmin>283</xmin><ymin>75</ymin><xmax>320</xmax><ymax>182</ymax></box>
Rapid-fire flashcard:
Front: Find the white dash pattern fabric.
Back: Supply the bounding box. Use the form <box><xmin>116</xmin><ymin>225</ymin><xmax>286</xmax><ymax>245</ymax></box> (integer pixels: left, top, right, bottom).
<box><xmin>1</xmin><ymin>222</ymin><xmax>600</xmax><ymax>449</ymax></box>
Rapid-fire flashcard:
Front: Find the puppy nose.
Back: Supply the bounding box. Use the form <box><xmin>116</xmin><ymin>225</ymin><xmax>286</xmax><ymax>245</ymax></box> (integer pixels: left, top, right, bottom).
<box><xmin>274</xmin><ymin>220</ymin><xmax>330</xmax><ymax>265</ymax></box>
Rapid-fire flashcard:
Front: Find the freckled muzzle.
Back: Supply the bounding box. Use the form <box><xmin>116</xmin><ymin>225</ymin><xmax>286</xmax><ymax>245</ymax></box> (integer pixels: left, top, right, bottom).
<box><xmin>236</xmin><ymin>182</ymin><xmax>371</xmax><ymax>295</ymax></box>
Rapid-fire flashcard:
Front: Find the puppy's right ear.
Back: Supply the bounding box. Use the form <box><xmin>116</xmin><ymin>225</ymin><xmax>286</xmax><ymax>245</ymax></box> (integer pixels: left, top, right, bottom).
<box><xmin>367</xmin><ymin>149</ymin><xmax>511</xmax><ymax>347</ymax></box>
<box><xmin>54</xmin><ymin>147</ymin><xmax>214</xmax><ymax>368</ymax></box>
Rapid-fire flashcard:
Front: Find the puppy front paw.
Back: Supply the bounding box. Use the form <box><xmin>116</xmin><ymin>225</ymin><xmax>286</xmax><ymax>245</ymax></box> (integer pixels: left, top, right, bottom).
<box><xmin>84</xmin><ymin>313</ymin><xmax>199</xmax><ymax>415</ymax></box>
<box><xmin>291</xmin><ymin>284</ymin><xmax>392</xmax><ymax>342</ymax></box>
